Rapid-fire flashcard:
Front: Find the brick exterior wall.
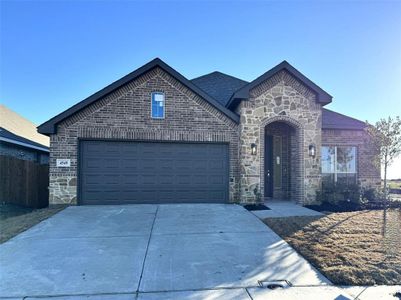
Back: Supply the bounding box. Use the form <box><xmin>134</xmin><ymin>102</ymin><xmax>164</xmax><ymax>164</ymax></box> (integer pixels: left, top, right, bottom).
<box><xmin>49</xmin><ymin>67</ymin><xmax>239</xmax><ymax>205</ymax></box>
<box><xmin>322</xmin><ymin>128</ymin><xmax>381</xmax><ymax>188</ymax></box>
<box><xmin>238</xmin><ymin>70</ymin><xmax>322</xmax><ymax>204</ymax></box>
<box><xmin>48</xmin><ymin>63</ymin><xmax>380</xmax><ymax>206</ymax></box>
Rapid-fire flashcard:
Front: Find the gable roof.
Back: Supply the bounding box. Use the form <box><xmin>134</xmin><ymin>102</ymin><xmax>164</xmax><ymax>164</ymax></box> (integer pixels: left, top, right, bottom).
<box><xmin>37</xmin><ymin>58</ymin><xmax>363</xmax><ymax>134</ymax></box>
<box><xmin>38</xmin><ymin>58</ymin><xmax>240</xmax><ymax>135</ymax></box>
<box><xmin>0</xmin><ymin>127</ymin><xmax>49</xmax><ymax>152</ymax></box>
<box><xmin>0</xmin><ymin>104</ymin><xmax>49</xmax><ymax>147</ymax></box>
<box><xmin>322</xmin><ymin>109</ymin><xmax>366</xmax><ymax>130</ymax></box>
<box><xmin>227</xmin><ymin>61</ymin><xmax>332</xmax><ymax>109</ymax></box>
<box><xmin>191</xmin><ymin>71</ymin><xmax>248</xmax><ymax>106</ymax></box>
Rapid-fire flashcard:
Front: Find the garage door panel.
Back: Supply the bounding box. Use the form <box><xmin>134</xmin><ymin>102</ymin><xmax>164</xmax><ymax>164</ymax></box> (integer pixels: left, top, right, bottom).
<box><xmin>105</xmin><ymin>159</ymin><xmax>120</xmax><ymax>169</ymax></box>
<box><xmin>209</xmin><ymin>175</ymin><xmax>225</xmax><ymax>184</ymax></box>
<box><xmin>208</xmin><ymin>146</ymin><xmax>225</xmax><ymax>155</ymax></box>
<box><xmin>104</xmin><ymin>147</ymin><xmax>120</xmax><ymax>155</ymax></box>
<box><xmin>80</xmin><ymin>141</ymin><xmax>229</xmax><ymax>204</ymax></box>
<box><xmin>139</xmin><ymin>190</ymin><xmax>159</xmax><ymax>201</ymax></box>
<box><xmin>120</xmin><ymin>145</ymin><xmax>139</xmax><ymax>155</ymax></box>
<box><xmin>83</xmin><ymin>174</ymin><xmax>103</xmax><ymax>185</ymax></box>
<box><xmin>121</xmin><ymin>175</ymin><xmax>140</xmax><ymax>185</ymax></box>
<box><xmin>159</xmin><ymin>159</ymin><xmax>174</xmax><ymax>168</ymax></box>
<box><xmin>158</xmin><ymin>191</ymin><xmax>175</xmax><ymax>199</ymax></box>
<box><xmin>121</xmin><ymin>159</ymin><xmax>140</xmax><ymax>169</ymax></box>
<box><xmin>158</xmin><ymin>176</ymin><xmax>175</xmax><ymax>185</ymax></box>
<box><xmin>85</xmin><ymin>143</ymin><xmax>102</xmax><ymax>154</ymax></box>
<box><xmin>85</xmin><ymin>158</ymin><xmax>102</xmax><ymax>169</ymax></box>
<box><xmin>103</xmin><ymin>175</ymin><xmax>120</xmax><ymax>185</ymax></box>
<box><xmin>192</xmin><ymin>160</ymin><xmax>208</xmax><ymax>170</ymax></box>
<box><xmin>176</xmin><ymin>175</ymin><xmax>191</xmax><ymax>184</ymax></box>
<box><xmin>84</xmin><ymin>175</ymin><xmax>120</xmax><ymax>185</ymax></box>
<box><xmin>84</xmin><ymin>191</ymin><xmax>119</xmax><ymax>202</ymax></box>
<box><xmin>142</xmin><ymin>162</ymin><xmax>163</xmax><ymax>172</ymax></box>
<box><xmin>193</xmin><ymin>175</ymin><xmax>208</xmax><ymax>184</ymax></box>
<box><xmin>209</xmin><ymin>160</ymin><xmax>225</xmax><ymax>170</ymax></box>
<box><xmin>142</xmin><ymin>174</ymin><xmax>157</xmax><ymax>185</ymax></box>
<box><xmin>174</xmin><ymin>158</ymin><xmax>192</xmax><ymax>165</ymax></box>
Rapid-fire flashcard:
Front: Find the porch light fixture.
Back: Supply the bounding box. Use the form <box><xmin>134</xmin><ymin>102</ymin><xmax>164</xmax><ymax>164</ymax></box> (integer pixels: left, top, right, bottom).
<box><xmin>251</xmin><ymin>143</ymin><xmax>257</xmax><ymax>155</ymax></box>
<box><xmin>308</xmin><ymin>144</ymin><xmax>316</xmax><ymax>158</ymax></box>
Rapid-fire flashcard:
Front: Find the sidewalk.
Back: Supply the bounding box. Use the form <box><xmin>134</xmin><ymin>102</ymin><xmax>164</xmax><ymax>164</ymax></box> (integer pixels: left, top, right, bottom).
<box><xmin>14</xmin><ymin>285</ymin><xmax>401</xmax><ymax>299</ymax></box>
<box><xmin>251</xmin><ymin>200</ymin><xmax>323</xmax><ymax>219</ymax></box>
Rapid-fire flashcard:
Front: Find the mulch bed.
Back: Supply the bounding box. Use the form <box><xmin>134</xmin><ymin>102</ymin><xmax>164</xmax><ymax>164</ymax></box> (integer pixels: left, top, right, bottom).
<box><xmin>243</xmin><ymin>204</ymin><xmax>271</xmax><ymax>211</ymax></box>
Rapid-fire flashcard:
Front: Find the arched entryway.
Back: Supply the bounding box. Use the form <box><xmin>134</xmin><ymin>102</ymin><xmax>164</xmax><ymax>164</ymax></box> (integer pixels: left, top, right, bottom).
<box><xmin>260</xmin><ymin>117</ymin><xmax>304</xmax><ymax>203</ymax></box>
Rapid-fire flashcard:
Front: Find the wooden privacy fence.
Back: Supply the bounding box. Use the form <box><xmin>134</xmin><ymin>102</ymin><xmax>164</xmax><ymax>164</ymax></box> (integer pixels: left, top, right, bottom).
<box><xmin>0</xmin><ymin>155</ymin><xmax>49</xmax><ymax>208</ymax></box>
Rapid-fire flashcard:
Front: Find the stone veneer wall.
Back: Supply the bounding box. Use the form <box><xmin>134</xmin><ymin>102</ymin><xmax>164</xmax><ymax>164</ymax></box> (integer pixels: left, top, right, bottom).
<box><xmin>322</xmin><ymin>128</ymin><xmax>381</xmax><ymax>188</ymax></box>
<box><xmin>238</xmin><ymin>70</ymin><xmax>322</xmax><ymax>204</ymax></box>
<box><xmin>49</xmin><ymin>67</ymin><xmax>239</xmax><ymax>205</ymax></box>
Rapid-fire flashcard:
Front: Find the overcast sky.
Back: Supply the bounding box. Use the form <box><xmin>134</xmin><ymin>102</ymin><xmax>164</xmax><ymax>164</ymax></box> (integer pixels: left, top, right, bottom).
<box><xmin>1</xmin><ymin>0</ymin><xmax>400</xmax><ymax>178</ymax></box>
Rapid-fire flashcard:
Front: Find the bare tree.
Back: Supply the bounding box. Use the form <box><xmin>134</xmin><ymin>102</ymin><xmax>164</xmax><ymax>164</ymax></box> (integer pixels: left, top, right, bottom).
<box><xmin>367</xmin><ymin>116</ymin><xmax>401</xmax><ymax>204</ymax></box>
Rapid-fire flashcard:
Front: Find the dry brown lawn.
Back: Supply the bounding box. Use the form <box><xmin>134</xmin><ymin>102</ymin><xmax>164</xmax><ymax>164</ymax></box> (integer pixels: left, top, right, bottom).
<box><xmin>0</xmin><ymin>205</ymin><xmax>64</xmax><ymax>243</ymax></box>
<box><xmin>264</xmin><ymin>209</ymin><xmax>401</xmax><ymax>285</ymax></box>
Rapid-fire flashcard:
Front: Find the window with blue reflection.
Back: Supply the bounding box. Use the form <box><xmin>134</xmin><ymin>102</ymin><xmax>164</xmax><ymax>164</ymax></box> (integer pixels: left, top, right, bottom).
<box><xmin>151</xmin><ymin>92</ymin><xmax>165</xmax><ymax>118</ymax></box>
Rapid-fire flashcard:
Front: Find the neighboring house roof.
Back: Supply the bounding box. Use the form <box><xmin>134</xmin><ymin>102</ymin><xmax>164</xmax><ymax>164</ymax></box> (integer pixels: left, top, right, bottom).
<box><xmin>0</xmin><ymin>104</ymin><xmax>49</xmax><ymax>147</ymax></box>
<box><xmin>191</xmin><ymin>71</ymin><xmax>249</xmax><ymax>106</ymax></box>
<box><xmin>38</xmin><ymin>58</ymin><xmax>240</xmax><ymax>135</ymax></box>
<box><xmin>227</xmin><ymin>61</ymin><xmax>333</xmax><ymax>109</ymax></box>
<box><xmin>0</xmin><ymin>127</ymin><xmax>49</xmax><ymax>152</ymax></box>
<box><xmin>322</xmin><ymin>109</ymin><xmax>367</xmax><ymax>130</ymax></box>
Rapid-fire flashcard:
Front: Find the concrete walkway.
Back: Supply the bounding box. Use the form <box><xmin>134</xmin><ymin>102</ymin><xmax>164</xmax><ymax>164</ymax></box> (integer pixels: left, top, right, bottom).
<box><xmin>0</xmin><ymin>204</ymin><xmax>329</xmax><ymax>298</ymax></box>
<box><xmin>251</xmin><ymin>200</ymin><xmax>324</xmax><ymax>219</ymax></box>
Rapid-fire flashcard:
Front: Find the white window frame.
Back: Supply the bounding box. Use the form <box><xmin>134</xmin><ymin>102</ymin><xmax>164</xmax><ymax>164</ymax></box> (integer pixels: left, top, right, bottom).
<box><xmin>321</xmin><ymin>145</ymin><xmax>357</xmax><ymax>183</ymax></box>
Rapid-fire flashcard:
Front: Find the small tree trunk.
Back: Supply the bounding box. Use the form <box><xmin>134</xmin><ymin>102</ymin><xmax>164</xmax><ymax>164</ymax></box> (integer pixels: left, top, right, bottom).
<box><xmin>383</xmin><ymin>150</ymin><xmax>388</xmax><ymax>212</ymax></box>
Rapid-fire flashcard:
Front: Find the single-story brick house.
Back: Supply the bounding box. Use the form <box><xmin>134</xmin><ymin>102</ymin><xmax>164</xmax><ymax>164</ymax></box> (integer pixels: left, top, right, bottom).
<box><xmin>38</xmin><ymin>58</ymin><xmax>380</xmax><ymax>205</ymax></box>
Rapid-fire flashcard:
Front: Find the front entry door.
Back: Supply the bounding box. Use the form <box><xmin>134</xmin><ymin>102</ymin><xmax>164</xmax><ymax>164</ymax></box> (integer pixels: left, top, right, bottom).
<box><xmin>265</xmin><ymin>135</ymin><xmax>274</xmax><ymax>197</ymax></box>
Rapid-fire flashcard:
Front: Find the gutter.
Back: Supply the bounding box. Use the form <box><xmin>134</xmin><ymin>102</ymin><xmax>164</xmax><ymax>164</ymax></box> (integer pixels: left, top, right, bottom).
<box><xmin>0</xmin><ymin>137</ymin><xmax>49</xmax><ymax>152</ymax></box>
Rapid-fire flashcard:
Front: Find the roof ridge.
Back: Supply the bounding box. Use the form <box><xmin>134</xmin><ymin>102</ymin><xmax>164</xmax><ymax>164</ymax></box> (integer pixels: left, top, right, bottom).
<box><xmin>227</xmin><ymin>60</ymin><xmax>332</xmax><ymax>109</ymax></box>
<box><xmin>191</xmin><ymin>71</ymin><xmax>248</xmax><ymax>83</ymax></box>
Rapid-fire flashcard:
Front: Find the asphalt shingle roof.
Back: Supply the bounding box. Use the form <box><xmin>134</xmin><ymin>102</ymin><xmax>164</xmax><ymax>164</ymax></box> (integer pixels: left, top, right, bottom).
<box><xmin>191</xmin><ymin>71</ymin><xmax>249</xmax><ymax>106</ymax></box>
<box><xmin>0</xmin><ymin>127</ymin><xmax>49</xmax><ymax>151</ymax></box>
<box><xmin>38</xmin><ymin>58</ymin><xmax>367</xmax><ymax>134</ymax></box>
<box><xmin>0</xmin><ymin>104</ymin><xmax>49</xmax><ymax>147</ymax></box>
<box><xmin>322</xmin><ymin>109</ymin><xmax>366</xmax><ymax>130</ymax></box>
<box><xmin>191</xmin><ymin>71</ymin><xmax>365</xmax><ymax>131</ymax></box>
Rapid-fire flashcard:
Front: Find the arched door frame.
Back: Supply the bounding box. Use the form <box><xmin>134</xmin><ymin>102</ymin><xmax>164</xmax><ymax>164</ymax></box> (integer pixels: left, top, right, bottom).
<box><xmin>259</xmin><ymin>116</ymin><xmax>305</xmax><ymax>203</ymax></box>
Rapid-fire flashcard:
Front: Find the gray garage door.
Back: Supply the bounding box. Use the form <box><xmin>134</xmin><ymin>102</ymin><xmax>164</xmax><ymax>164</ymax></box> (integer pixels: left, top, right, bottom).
<box><xmin>79</xmin><ymin>141</ymin><xmax>229</xmax><ymax>205</ymax></box>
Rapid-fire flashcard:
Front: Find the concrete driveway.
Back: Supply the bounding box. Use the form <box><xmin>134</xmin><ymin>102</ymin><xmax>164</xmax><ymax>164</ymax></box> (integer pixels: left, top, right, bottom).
<box><xmin>0</xmin><ymin>204</ymin><xmax>329</xmax><ymax>299</ymax></box>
